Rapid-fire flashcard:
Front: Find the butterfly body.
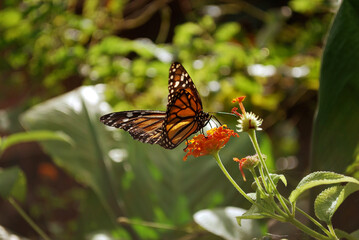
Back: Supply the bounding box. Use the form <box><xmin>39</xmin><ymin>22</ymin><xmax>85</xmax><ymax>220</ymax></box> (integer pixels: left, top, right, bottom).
<box><xmin>100</xmin><ymin>62</ymin><xmax>210</xmax><ymax>149</ymax></box>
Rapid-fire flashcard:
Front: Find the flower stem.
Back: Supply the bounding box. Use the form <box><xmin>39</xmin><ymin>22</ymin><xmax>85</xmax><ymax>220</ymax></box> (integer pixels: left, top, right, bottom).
<box><xmin>249</xmin><ymin>168</ymin><xmax>265</xmax><ymax>193</ymax></box>
<box><xmin>327</xmin><ymin>223</ymin><xmax>338</xmax><ymax>239</ymax></box>
<box><xmin>287</xmin><ymin>217</ymin><xmax>332</xmax><ymax>240</ymax></box>
<box><xmin>283</xmin><ymin>198</ymin><xmax>330</xmax><ymax>236</ymax></box>
<box><xmin>213</xmin><ymin>152</ymin><xmax>255</xmax><ymax>204</ymax></box>
<box><xmin>8</xmin><ymin>197</ymin><xmax>51</xmax><ymax>240</ymax></box>
<box><xmin>247</xmin><ymin>129</ymin><xmax>291</xmax><ymax>215</ymax></box>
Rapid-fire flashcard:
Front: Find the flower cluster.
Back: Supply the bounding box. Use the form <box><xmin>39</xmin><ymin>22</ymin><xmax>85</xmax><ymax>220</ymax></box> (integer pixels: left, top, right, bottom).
<box><xmin>183</xmin><ymin>125</ymin><xmax>238</xmax><ymax>161</ymax></box>
<box><xmin>232</xmin><ymin>96</ymin><xmax>263</xmax><ymax>132</ymax></box>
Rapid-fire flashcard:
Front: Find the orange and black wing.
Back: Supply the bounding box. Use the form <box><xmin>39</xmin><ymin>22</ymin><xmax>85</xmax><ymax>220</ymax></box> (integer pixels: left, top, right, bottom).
<box><xmin>167</xmin><ymin>62</ymin><xmax>203</xmax><ymax>108</ymax></box>
<box><xmin>162</xmin><ymin>89</ymin><xmax>210</xmax><ymax>149</ymax></box>
<box><xmin>100</xmin><ymin>110</ymin><xmax>166</xmax><ymax>145</ymax></box>
<box><xmin>100</xmin><ymin>62</ymin><xmax>210</xmax><ymax>149</ymax></box>
<box><xmin>160</xmin><ymin>63</ymin><xmax>210</xmax><ymax>149</ymax></box>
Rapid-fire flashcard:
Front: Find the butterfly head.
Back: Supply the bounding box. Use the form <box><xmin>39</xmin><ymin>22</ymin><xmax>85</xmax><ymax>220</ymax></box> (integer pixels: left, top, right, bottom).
<box><xmin>196</xmin><ymin>111</ymin><xmax>212</xmax><ymax>130</ymax></box>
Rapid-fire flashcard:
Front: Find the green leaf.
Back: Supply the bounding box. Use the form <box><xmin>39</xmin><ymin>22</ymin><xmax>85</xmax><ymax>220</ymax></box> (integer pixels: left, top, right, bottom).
<box><xmin>173</xmin><ymin>22</ymin><xmax>203</xmax><ymax>46</ymax></box>
<box><xmin>289</xmin><ymin>171</ymin><xmax>359</xmax><ymax>203</ymax></box>
<box><xmin>270</xmin><ymin>174</ymin><xmax>287</xmax><ymax>187</ymax></box>
<box><xmin>0</xmin><ymin>130</ymin><xmax>71</xmax><ymax>155</ymax></box>
<box><xmin>0</xmin><ymin>166</ymin><xmax>27</xmax><ymax>201</ymax></box>
<box><xmin>214</xmin><ymin>22</ymin><xmax>240</xmax><ymax>42</ymax></box>
<box><xmin>237</xmin><ymin>190</ymin><xmax>276</xmax><ymax>226</ymax></box>
<box><xmin>314</xmin><ymin>183</ymin><xmax>359</xmax><ymax>224</ymax></box>
<box><xmin>311</xmin><ymin>0</ymin><xmax>359</xmax><ymax>173</ymax></box>
<box><xmin>0</xmin><ymin>8</ymin><xmax>22</xmax><ymax>28</ymax></box>
<box><xmin>236</xmin><ymin>204</ymin><xmax>268</xmax><ymax>226</ymax></box>
<box><xmin>350</xmin><ymin>229</ymin><xmax>359</xmax><ymax>239</ymax></box>
<box><xmin>254</xmin><ymin>174</ymin><xmax>286</xmax><ymax>192</ymax></box>
<box><xmin>335</xmin><ymin>229</ymin><xmax>359</xmax><ymax>240</ymax></box>
<box><xmin>194</xmin><ymin>207</ymin><xmax>261</xmax><ymax>240</ymax></box>
<box><xmin>20</xmin><ymin>85</ymin><xmax>121</xmax><ymax>225</ymax></box>
<box><xmin>289</xmin><ymin>0</ymin><xmax>324</xmax><ymax>13</ymax></box>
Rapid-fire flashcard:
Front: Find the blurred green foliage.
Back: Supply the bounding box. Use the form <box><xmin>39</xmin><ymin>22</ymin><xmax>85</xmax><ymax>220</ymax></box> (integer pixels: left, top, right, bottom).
<box><xmin>311</xmin><ymin>0</ymin><xmax>359</xmax><ymax>173</ymax></box>
<box><xmin>2</xmin><ymin>0</ymin><xmax>357</xmax><ymax>239</ymax></box>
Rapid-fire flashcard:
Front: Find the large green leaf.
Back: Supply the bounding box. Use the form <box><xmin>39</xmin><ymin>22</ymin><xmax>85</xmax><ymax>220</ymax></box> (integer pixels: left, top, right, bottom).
<box><xmin>194</xmin><ymin>207</ymin><xmax>261</xmax><ymax>240</ymax></box>
<box><xmin>20</xmin><ymin>85</ymin><xmax>262</xmax><ymax>238</ymax></box>
<box><xmin>311</xmin><ymin>0</ymin><xmax>359</xmax><ymax>172</ymax></box>
<box><xmin>20</xmin><ymin>85</ymin><xmax>123</xmax><ymax>233</ymax></box>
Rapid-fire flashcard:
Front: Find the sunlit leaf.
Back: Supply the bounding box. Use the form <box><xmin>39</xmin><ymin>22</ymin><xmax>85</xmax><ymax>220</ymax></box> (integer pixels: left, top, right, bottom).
<box><xmin>20</xmin><ymin>85</ymin><xmax>121</xmax><ymax>229</ymax></box>
<box><xmin>194</xmin><ymin>207</ymin><xmax>261</xmax><ymax>240</ymax></box>
<box><xmin>314</xmin><ymin>183</ymin><xmax>359</xmax><ymax>224</ymax></box>
<box><xmin>0</xmin><ymin>8</ymin><xmax>22</xmax><ymax>28</ymax></box>
<box><xmin>0</xmin><ymin>130</ymin><xmax>71</xmax><ymax>155</ymax></box>
<box><xmin>289</xmin><ymin>171</ymin><xmax>359</xmax><ymax>203</ymax></box>
<box><xmin>289</xmin><ymin>0</ymin><xmax>324</xmax><ymax>13</ymax></box>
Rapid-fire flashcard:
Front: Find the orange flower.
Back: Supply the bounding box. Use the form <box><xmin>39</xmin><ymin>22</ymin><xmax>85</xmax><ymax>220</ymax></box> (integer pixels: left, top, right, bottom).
<box><xmin>233</xmin><ymin>157</ymin><xmax>247</xmax><ymax>181</ymax></box>
<box><xmin>183</xmin><ymin>125</ymin><xmax>238</xmax><ymax>161</ymax></box>
<box><xmin>232</xmin><ymin>96</ymin><xmax>246</xmax><ymax>103</ymax></box>
<box><xmin>233</xmin><ymin>154</ymin><xmax>261</xmax><ymax>181</ymax></box>
<box><xmin>231</xmin><ymin>96</ymin><xmax>246</xmax><ymax>116</ymax></box>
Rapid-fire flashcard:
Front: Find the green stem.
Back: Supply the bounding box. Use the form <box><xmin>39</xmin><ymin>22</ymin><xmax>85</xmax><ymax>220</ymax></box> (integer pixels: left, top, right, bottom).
<box><xmin>287</xmin><ymin>217</ymin><xmax>332</xmax><ymax>240</ymax></box>
<box><xmin>118</xmin><ymin>217</ymin><xmax>189</xmax><ymax>233</ymax></box>
<box><xmin>283</xmin><ymin>199</ymin><xmax>330</xmax><ymax>236</ymax></box>
<box><xmin>247</xmin><ymin>129</ymin><xmax>291</xmax><ymax>215</ymax></box>
<box><xmin>213</xmin><ymin>150</ymin><xmax>329</xmax><ymax>239</ymax></box>
<box><xmin>258</xmin><ymin>164</ymin><xmax>269</xmax><ymax>191</ymax></box>
<box><xmin>249</xmin><ymin>169</ymin><xmax>287</xmax><ymax>216</ymax></box>
<box><xmin>8</xmin><ymin>197</ymin><xmax>51</xmax><ymax>240</ymax></box>
<box><xmin>246</xmin><ymin>130</ymin><xmax>332</xmax><ymax>239</ymax></box>
<box><xmin>327</xmin><ymin>224</ymin><xmax>338</xmax><ymax>239</ymax></box>
<box><xmin>214</xmin><ymin>153</ymin><xmax>286</xmax><ymax>220</ymax></box>
<box><xmin>249</xmin><ymin>168</ymin><xmax>265</xmax><ymax>193</ymax></box>
<box><xmin>213</xmin><ymin>152</ymin><xmax>255</xmax><ymax>204</ymax></box>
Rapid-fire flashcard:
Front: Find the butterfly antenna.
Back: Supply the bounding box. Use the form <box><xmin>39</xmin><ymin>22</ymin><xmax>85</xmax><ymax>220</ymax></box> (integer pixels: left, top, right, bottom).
<box><xmin>207</xmin><ymin>111</ymin><xmax>239</xmax><ymax>127</ymax></box>
<box><xmin>209</xmin><ymin>111</ymin><xmax>238</xmax><ymax>118</ymax></box>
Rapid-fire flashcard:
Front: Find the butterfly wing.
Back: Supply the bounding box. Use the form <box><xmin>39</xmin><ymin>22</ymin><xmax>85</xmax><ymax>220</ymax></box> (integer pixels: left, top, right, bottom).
<box><xmin>168</xmin><ymin>62</ymin><xmax>203</xmax><ymax>108</ymax></box>
<box><xmin>100</xmin><ymin>110</ymin><xmax>166</xmax><ymax>145</ymax></box>
<box><xmin>99</xmin><ymin>62</ymin><xmax>210</xmax><ymax>149</ymax></box>
<box><xmin>162</xmin><ymin>89</ymin><xmax>209</xmax><ymax>149</ymax></box>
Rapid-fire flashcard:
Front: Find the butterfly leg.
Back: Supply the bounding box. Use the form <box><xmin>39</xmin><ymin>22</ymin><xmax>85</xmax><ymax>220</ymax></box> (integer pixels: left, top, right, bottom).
<box><xmin>211</xmin><ymin>115</ymin><xmax>222</xmax><ymax>127</ymax></box>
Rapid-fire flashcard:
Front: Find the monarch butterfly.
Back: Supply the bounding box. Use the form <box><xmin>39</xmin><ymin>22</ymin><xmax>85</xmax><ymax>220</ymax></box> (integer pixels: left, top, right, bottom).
<box><xmin>100</xmin><ymin>62</ymin><xmax>211</xmax><ymax>149</ymax></box>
